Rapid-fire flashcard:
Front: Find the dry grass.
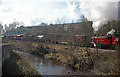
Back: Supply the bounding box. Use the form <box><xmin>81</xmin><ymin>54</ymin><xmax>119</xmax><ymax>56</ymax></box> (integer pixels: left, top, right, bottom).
<box><xmin>91</xmin><ymin>51</ymin><xmax>119</xmax><ymax>75</ymax></box>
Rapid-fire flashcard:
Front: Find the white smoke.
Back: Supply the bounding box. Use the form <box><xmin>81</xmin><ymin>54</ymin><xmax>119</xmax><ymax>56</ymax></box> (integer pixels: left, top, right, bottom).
<box><xmin>80</xmin><ymin>1</ymin><xmax>118</xmax><ymax>31</ymax></box>
<box><xmin>107</xmin><ymin>29</ymin><xmax>116</xmax><ymax>35</ymax></box>
<box><xmin>66</xmin><ymin>0</ymin><xmax>119</xmax><ymax>31</ymax></box>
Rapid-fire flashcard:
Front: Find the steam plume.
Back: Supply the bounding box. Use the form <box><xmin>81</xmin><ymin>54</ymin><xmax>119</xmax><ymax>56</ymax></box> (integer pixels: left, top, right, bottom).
<box><xmin>66</xmin><ymin>0</ymin><xmax>119</xmax><ymax>31</ymax></box>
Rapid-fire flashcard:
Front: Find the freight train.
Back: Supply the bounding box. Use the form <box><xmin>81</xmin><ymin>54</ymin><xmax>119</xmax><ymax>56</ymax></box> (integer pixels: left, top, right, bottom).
<box><xmin>2</xmin><ymin>34</ymin><xmax>69</xmax><ymax>44</ymax></box>
<box><xmin>2</xmin><ymin>34</ymin><xmax>91</xmax><ymax>46</ymax></box>
<box><xmin>2</xmin><ymin>33</ymin><xmax>120</xmax><ymax>49</ymax></box>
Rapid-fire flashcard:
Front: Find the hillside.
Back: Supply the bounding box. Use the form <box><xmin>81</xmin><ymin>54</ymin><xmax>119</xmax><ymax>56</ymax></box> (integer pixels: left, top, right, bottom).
<box><xmin>4</xmin><ymin>21</ymin><xmax>93</xmax><ymax>36</ymax></box>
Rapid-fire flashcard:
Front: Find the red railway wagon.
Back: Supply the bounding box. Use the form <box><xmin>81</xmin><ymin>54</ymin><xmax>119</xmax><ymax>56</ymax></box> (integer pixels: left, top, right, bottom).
<box><xmin>13</xmin><ymin>35</ymin><xmax>23</xmax><ymax>40</ymax></box>
<box><xmin>75</xmin><ymin>35</ymin><xmax>91</xmax><ymax>46</ymax></box>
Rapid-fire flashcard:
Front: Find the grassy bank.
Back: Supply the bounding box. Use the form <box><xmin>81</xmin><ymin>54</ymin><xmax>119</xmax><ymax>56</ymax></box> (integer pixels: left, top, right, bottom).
<box><xmin>2</xmin><ymin>50</ymin><xmax>41</xmax><ymax>76</ymax></box>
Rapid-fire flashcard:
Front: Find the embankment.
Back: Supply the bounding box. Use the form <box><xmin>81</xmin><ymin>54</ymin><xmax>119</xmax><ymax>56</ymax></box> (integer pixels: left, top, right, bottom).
<box><xmin>9</xmin><ymin>40</ymin><xmax>119</xmax><ymax>75</ymax></box>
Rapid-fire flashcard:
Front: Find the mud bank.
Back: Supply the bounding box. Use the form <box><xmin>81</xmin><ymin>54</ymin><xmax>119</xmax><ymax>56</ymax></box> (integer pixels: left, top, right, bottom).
<box><xmin>2</xmin><ymin>50</ymin><xmax>41</xmax><ymax>76</ymax></box>
<box><xmin>10</xmin><ymin>40</ymin><xmax>119</xmax><ymax>75</ymax></box>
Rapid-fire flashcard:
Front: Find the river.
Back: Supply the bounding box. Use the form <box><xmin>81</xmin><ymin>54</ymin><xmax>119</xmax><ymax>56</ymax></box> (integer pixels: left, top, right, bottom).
<box><xmin>22</xmin><ymin>52</ymin><xmax>94</xmax><ymax>75</ymax></box>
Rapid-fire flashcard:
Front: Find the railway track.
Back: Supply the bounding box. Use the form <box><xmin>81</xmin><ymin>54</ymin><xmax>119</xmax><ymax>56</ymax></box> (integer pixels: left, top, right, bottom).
<box><xmin>3</xmin><ymin>39</ymin><xmax>118</xmax><ymax>53</ymax></box>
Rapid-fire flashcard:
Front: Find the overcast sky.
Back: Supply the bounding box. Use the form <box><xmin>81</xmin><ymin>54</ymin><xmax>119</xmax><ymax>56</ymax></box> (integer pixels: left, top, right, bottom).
<box><xmin>0</xmin><ymin>0</ymin><xmax>119</xmax><ymax>30</ymax></box>
<box><xmin>0</xmin><ymin>0</ymin><xmax>81</xmax><ymax>26</ymax></box>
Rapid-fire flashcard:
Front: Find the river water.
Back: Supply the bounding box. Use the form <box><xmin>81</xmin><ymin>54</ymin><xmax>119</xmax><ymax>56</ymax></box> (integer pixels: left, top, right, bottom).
<box><xmin>22</xmin><ymin>52</ymin><xmax>94</xmax><ymax>75</ymax></box>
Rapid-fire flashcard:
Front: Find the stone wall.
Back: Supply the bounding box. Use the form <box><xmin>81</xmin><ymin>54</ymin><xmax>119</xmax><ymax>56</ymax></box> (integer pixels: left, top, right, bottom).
<box><xmin>2</xmin><ymin>44</ymin><xmax>11</xmax><ymax>62</ymax></box>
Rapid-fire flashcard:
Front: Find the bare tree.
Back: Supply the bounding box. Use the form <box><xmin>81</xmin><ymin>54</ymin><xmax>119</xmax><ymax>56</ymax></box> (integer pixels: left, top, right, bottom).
<box><xmin>55</xmin><ymin>17</ymin><xmax>69</xmax><ymax>24</ymax></box>
<box><xmin>80</xmin><ymin>15</ymin><xmax>88</xmax><ymax>22</ymax></box>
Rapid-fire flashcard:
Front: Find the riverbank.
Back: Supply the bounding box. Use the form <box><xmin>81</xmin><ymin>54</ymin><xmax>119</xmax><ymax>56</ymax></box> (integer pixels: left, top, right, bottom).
<box><xmin>44</xmin><ymin>44</ymin><xmax>119</xmax><ymax>75</ymax></box>
<box><xmin>9</xmin><ymin>40</ymin><xmax>119</xmax><ymax>75</ymax></box>
<box><xmin>2</xmin><ymin>50</ymin><xmax>41</xmax><ymax>76</ymax></box>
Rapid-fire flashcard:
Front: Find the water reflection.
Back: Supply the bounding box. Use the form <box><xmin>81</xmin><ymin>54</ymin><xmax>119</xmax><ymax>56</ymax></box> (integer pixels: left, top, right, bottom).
<box><xmin>25</xmin><ymin>53</ymin><xmax>93</xmax><ymax>75</ymax></box>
